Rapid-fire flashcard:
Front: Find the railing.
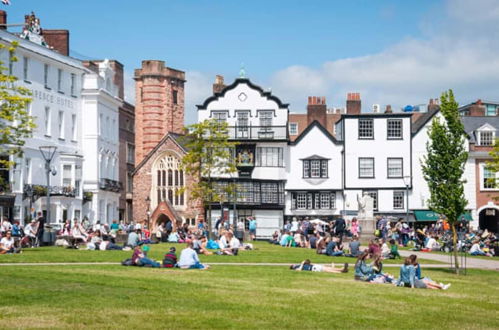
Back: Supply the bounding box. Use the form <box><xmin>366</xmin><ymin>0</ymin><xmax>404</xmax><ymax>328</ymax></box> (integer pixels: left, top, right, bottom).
<box><xmin>23</xmin><ymin>184</ymin><xmax>77</xmax><ymax>198</ymax></box>
<box><xmin>99</xmin><ymin>178</ymin><xmax>123</xmax><ymax>192</ymax></box>
<box><xmin>227</xmin><ymin>125</ymin><xmax>288</xmax><ymax>140</ymax></box>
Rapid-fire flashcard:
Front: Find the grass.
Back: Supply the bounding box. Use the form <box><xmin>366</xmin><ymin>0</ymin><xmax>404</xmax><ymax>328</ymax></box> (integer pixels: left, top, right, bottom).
<box><xmin>399</xmin><ymin>246</ymin><xmax>498</xmax><ymax>260</ymax></box>
<box><xmin>0</xmin><ymin>265</ymin><xmax>498</xmax><ymax>329</ymax></box>
<box><xmin>0</xmin><ymin>241</ymin><xmax>444</xmax><ymax>264</ymax></box>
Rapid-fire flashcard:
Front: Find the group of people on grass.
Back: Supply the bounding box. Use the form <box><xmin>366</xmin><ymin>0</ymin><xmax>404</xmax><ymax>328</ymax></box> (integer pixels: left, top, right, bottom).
<box><xmin>272</xmin><ymin>216</ymin><xmax>497</xmax><ymax>257</ymax></box>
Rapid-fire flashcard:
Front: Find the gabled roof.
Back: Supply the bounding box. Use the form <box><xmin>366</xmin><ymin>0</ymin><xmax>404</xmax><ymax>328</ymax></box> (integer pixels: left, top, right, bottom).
<box><xmin>300</xmin><ymin>154</ymin><xmax>331</xmax><ymax>160</ymax></box>
<box><xmin>196</xmin><ymin>78</ymin><xmax>289</xmax><ymax>110</ymax></box>
<box><xmin>132</xmin><ymin>132</ymin><xmax>191</xmax><ymax>175</ymax></box>
<box><xmin>411</xmin><ymin>107</ymin><xmax>440</xmax><ymax>136</ymax></box>
<box><xmin>461</xmin><ymin>116</ymin><xmax>499</xmax><ymax>143</ymax></box>
<box><xmin>290</xmin><ymin>120</ymin><xmax>341</xmax><ymax>145</ymax></box>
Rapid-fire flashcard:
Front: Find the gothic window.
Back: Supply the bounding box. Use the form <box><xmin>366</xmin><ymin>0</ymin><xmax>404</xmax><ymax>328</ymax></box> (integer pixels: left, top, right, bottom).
<box><xmin>154</xmin><ymin>153</ymin><xmax>186</xmax><ymax>207</ymax></box>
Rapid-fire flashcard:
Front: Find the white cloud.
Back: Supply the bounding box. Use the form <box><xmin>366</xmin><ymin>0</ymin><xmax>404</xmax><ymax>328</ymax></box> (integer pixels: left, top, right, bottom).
<box><xmin>270</xmin><ymin>0</ymin><xmax>499</xmax><ymax>113</ymax></box>
<box><xmin>123</xmin><ymin>70</ymin><xmax>135</xmax><ymax>105</ymax></box>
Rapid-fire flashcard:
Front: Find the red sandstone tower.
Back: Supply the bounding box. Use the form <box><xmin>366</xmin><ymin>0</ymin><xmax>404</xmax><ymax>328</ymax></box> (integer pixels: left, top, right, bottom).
<box><xmin>134</xmin><ymin>60</ymin><xmax>185</xmax><ymax>164</ymax></box>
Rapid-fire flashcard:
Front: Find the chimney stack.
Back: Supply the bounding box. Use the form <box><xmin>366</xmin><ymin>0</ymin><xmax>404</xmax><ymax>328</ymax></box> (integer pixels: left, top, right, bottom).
<box><xmin>427</xmin><ymin>98</ymin><xmax>439</xmax><ymax>112</ymax></box>
<box><xmin>346</xmin><ymin>92</ymin><xmax>361</xmax><ymax>114</ymax></box>
<box><xmin>468</xmin><ymin>99</ymin><xmax>485</xmax><ymax>117</ymax></box>
<box><xmin>213</xmin><ymin>75</ymin><xmax>226</xmax><ymax>94</ymax></box>
<box><xmin>42</xmin><ymin>29</ymin><xmax>70</xmax><ymax>56</ymax></box>
<box><xmin>0</xmin><ymin>11</ymin><xmax>6</xmax><ymax>30</ymax></box>
<box><xmin>385</xmin><ymin>105</ymin><xmax>392</xmax><ymax>114</ymax></box>
<box><xmin>307</xmin><ymin>96</ymin><xmax>327</xmax><ymax>128</ymax></box>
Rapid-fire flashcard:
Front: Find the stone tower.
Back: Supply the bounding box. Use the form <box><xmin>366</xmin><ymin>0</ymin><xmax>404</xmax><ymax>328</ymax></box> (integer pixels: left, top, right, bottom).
<box><xmin>134</xmin><ymin>60</ymin><xmax>185</xmax><ymax>164</ymax></box>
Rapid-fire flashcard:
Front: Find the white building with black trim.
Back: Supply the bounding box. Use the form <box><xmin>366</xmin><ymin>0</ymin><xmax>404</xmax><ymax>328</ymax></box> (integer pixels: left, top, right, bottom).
<box><xmin>197</xmin><ymin>77</ymin><xmax>288</xmax><ymax>237</ymax></box>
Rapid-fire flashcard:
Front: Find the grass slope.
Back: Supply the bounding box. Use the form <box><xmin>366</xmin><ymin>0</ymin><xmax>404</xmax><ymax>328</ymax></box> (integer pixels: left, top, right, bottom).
<box><xmin>0</xmin><ymin>265</ymin><xmax>498</xmax><ymax>329</ymax></box>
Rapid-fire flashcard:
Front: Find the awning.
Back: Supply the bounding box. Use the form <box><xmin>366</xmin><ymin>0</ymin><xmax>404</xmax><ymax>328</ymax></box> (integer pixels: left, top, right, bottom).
<box><xmin>413</xmin><ymin>210</ymin><xmax>472</xmax><ymax>222</ymax></box>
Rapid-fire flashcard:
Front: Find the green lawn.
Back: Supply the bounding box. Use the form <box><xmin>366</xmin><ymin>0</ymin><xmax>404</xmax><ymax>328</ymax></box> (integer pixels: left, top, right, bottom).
<box><xmin>1</xmin><ymin>265</ymin><xmax>498</xmax><ymax>329</ymax></box>
<box><xmin>0</xmin><ymin>241</ymin><xmax>443</xmax><ymax>264</ymax></box>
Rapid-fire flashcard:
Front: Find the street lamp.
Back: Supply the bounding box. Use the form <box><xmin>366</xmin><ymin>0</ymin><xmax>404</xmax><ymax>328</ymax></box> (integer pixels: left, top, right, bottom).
<box><xmin>403</xmin><ymin>175</ymin><xmax>411</xmax><ymax>223</ymax></box>
<box><xmin>145</xmin><ymin>196</ymin><xmax>151</xmax><ymax>229</ymax></box>
<box><xmin>39</xmin><ymin>146</ymin><xmax>57</xmax><ymax>224</ymax></box>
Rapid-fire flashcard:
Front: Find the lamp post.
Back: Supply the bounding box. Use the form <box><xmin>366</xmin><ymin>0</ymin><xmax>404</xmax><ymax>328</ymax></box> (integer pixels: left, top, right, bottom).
<box><xmin>39</xmin><ymin>146</ymin><xmax>57</xmax><ymax>224</ymax></box>
<box><xmin>145</xmin><ymin>196</ymin><xmax>151</xmax><ymax>229</ymax></box>
<box><xmin>403</xmin><ymin>175</ymin><xmax>411</xmax><ymax>223</ymax></box>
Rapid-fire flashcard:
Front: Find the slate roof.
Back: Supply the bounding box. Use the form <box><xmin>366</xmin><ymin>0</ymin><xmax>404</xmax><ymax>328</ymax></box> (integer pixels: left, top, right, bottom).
<box><xmin>461</xmin><ymin>116</ymin><xmax>499</xmax><ymax>143</ymax></box>
<box><xmin>411</xmin><ymin>107</ymin><xmax>440</xmax><ymax>135</ymax></box>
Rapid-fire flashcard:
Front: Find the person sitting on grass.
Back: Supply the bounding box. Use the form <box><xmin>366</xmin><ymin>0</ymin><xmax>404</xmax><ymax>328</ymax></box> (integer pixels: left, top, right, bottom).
<box><xmin>326</xmin><ymin>236</ymin><xmax>344</xmax><ymax>256</ymax></box>
<box><xmin>279</xmin><ymin>231</ymin><xmax>290</xmax><ymax>247</ymax></box>
<box><xmin>316</xmin><ymin>234</ymin><xmax>327</xmax><ymax>254</ymax></box>
<box><xmin>354</xmin><ymin>251</ymin><xmax>374</xmax><ymax>281</ymax></box>
<box><xmin>199</xmin><ymin>236</ymin><xmax>213</xmax><ymax>255</ymax></box>
<box><xmin>177</xmin><ymin>242</ymin><xmax>210</xmax><ymax>269</ymax></box>
<box><xmin>469</xmin><ymin>239</ymin><xmax>491</xmax><ymax>256</ymax></box>
<box><xmin>389</xmin><ymin>239</ymin><xmax>401</xmax><ymax>259</ymax></box>
<box><xmin>127</xmin><ymin>229</ymin><xmax>140</xmax><ymax>248</ymax></box>
<box><xmin>368</xmin><ymin>255</ymin><xmax>394</xmax><ymax>283</ymax></box>
<box><xmin>0</xmin><ymin>231</ymin><xmax>18</xmax><ymax>254</ymax></box>
<box><xmin>290</xmin><ymin>259</ymin><xmax>348</xmax><ymax>273</ymax></box>
<box><xmin>132</xmin><ymin>245</ymin><xmax>161</xmax><ymax>268</ymax></box>
<box><xmin>345</xmin><ymin>236</ymin><xmax>361</xmax><ymax>257</ymax></box>
<box><xmin>219</xmin><ymin>232</ymin><xmax>241</xmax><ymax>255</ymax></box>
<box><xmin>163</xmin><ymin>247</ymin><xmax>177</xmax><ymax>268</ymax></box>
<box><xmin>409</xmin><ymin>255</ymin><xmax>451</xmax><ymax>290</ymax></box>
<box><xmin>424</xmin><ymin>235</ymin><xmax>440</xmax><ymax>251</ymax></box>
<box><xmin>380</xmin><ymin>238</ymin><xmax>390</xmax><ymax>258</ymax></box>
<box><xmin>269</xmin><ymin>231</ymin><xmax>280</xmax><ymax>245</ymax></box>
<box><xmin>367</xmin><ymin>239</ymin><xmax>381</xmax><ymax>258</ymax></box>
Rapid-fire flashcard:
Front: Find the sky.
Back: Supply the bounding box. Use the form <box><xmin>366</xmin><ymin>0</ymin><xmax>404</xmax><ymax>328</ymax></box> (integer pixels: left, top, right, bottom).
<box><xmin>4</xmin><ymin>0</ymin><xmax>499</xmax><ymax>123</ymax></box>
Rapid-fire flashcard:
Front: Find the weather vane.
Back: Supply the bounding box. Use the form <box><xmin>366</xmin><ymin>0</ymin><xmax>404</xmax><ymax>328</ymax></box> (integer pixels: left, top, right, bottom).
<box><xmin>239</xmin><ymin>63</ymin><xmax>246</xmax><ymax>78</ymax></box>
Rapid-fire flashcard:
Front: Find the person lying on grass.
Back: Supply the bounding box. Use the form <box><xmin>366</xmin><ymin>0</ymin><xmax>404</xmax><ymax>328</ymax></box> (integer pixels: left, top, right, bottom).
<box><xmin>177</xmin><ymin>242</ymin><xmax>210</xmax><ymax>270</ymax></box>
<box><xmin>396</xmin><ymin>257</ymin><xmax>450</xmax><ymax>290</ymax></box>
<box><xmin>290</xmin><ymin>259</ymin><xmax>349</xmax><ymax>273</ymax></box>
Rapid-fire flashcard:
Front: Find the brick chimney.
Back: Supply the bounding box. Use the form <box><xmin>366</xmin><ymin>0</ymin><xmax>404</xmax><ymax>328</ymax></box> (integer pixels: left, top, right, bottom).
<box><xmin>385</xmin><ymin>105</ymin><xmax>392</xmax><ymax>114</ymax></box>
<box><xmin>469</xmin><ymin>99</ymin><xmax>485</xmax><ymax>117</ymax></box>
<box><xmin>307</xmin><ymin>96</ymin><xmax>327</xmax><ymax>128</ymax></box>
<box><xmin>42</xmin><ymin>29</ymin><xmax>70</xmax><ymax>56</ymax></box>
<box><xmin>346</xmin><ymin>92</ymin><xmax>361</xmax><ymax>114</ymax></box>
<box><xmin>213</xmin><ymin>75</ymin><xmax>226</xmax><ymax>94</ymax></box>
<box><xmin>427</xmin><ymin>98</ymin><xmax>439</xmax><ymax>112</ymax></box>
<box><xmin>0</xmin><ymin>11</ymin><xmax>6</xmax><ymax>30</ymax></box>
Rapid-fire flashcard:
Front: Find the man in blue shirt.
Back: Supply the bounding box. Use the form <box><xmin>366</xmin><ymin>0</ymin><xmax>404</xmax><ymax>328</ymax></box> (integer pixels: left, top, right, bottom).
<box><xmin>248</xmin><ymin>217</ymin><xmax>257</xmax><ymax>241</ymax></box>
<box><xmin>178</xmin><ymin>242</ymin><xmax>210</xmax><ymax>269</ymax></box>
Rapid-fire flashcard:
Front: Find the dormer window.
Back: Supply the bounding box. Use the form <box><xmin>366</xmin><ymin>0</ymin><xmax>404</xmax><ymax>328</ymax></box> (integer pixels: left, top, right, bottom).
<box><xmin>479</xmin><ymin>131</ymin><xmax>494</xmax><ymax>146</ymax></box>
<box><xmin>302</xmin><ymin>155</ymin><xmax>329</xmax><ymax>178</ymax></box>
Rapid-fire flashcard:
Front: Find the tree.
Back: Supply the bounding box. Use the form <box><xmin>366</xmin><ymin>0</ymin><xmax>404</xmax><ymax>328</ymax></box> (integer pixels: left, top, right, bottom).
<box><xmin>422</xmin><ymin>90</ymin><xmax>468</xmax><ymax>274</ymax></box>
<box><xmin>0</xmin><ymin>41</ymin><xmax>35</xmax><ymax>191</ymax></box>
<box><xmin>180</xmin><ymin>119</ymin><xmax>238</xmax><ymax>238</ymax></box>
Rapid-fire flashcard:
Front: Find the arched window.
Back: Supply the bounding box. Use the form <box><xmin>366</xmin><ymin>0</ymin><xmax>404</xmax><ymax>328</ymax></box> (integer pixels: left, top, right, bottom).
<box><xmin>153</xmin><ymin>153</ymin><xmax>185</xmax><ymax>207</ymax></box>
<box><xmin>168</xmin><ymin>170</ymin><xmax>173</xmax><ymax>186</ymax></box>
<box><xmin>168</xmin><ymin>189</ymin><xmax>173</xmax><ymax>203</ymax></box>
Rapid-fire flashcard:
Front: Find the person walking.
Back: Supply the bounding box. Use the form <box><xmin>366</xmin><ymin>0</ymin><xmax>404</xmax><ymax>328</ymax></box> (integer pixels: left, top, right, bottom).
<box><xmin>248</xmin><ymin>217</ymin><xmax>257</xmax><ymax>241</ymax></box>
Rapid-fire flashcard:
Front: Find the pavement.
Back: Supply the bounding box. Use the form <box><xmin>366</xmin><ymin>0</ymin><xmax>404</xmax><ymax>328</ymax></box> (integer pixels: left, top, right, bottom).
<box><xmin>399</xmin><ymin>250</ymin><xmax>499</xmax><ymax>271</ymax></box>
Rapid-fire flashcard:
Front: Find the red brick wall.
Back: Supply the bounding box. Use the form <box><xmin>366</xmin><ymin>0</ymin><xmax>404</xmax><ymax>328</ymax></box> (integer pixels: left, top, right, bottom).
<box><xmin>133</xmin><ymin>136</ymin><xmax>203</xmax><ymax>228</ymax></box>
<box><xmin>42</xmin><ymin>29</ymin><xmax>69</xmax><ymax>56</ymax></box>
<box><xmin>134</xmin><ymin>60</ymin><xmax>185</xmax><ymax>164</ymax></box>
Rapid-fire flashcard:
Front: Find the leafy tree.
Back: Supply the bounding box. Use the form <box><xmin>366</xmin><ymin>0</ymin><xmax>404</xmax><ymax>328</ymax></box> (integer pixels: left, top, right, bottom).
<box><xmin>0</xmin><ymin>41</ymin><xmax>35</xmax><ymax>192</ymax></box>
<box><xmin>422</xmin><ymin>90</ymin><xmax>468</xmax><ymax>273</ymax></box>
<box><xmin>180</xmin><ymin>119</ymin><xmax>238</xmax><ymax>238</ymax></box>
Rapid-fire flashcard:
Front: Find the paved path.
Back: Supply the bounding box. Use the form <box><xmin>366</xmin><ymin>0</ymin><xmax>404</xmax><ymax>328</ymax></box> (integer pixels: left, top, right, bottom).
<box><xmin>399</xmin><ymin>250</ymin><xmax>499</xmax><ymax>271</ymax></box>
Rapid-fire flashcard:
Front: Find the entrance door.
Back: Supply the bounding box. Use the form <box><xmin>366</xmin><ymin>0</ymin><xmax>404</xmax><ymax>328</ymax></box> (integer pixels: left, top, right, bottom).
<box><xmin>479</xmin><ymin>208</ymin><xmax>499</xmax><ymax>233</ymax></box>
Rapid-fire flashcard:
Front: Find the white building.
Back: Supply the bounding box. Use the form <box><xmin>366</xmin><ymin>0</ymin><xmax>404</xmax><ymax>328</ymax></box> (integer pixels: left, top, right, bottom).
<box><xmin>197</xmin><ymin>77</ymin><xmax>288</xmax><ymax>237</ymax></box>
<box><xmin>81</xmin><ymin>60</ymin><xmax>121</xmax><ymax>224</ymax></box>
<box><xmin>0</xmin><ymin>27</ymin><xmax>86</xmax><ymax>224</ymax></box>
<box><xmin>285</xmin><ymin>121</ymin><xmax>344</xmax><ymax>219</ymax></box>
<box><xmin>336</xmin><ymin>113</ymin><xmax>413</xmax><ymax>217</ymax></box>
